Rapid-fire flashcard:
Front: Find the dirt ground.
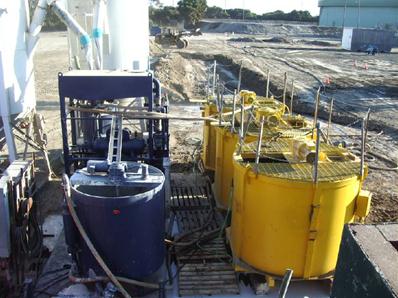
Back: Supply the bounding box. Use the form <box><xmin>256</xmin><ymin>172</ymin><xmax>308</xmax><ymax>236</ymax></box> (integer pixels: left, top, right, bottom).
<box><xmin>31</xmin><ymin>24</ymin><xmax>397</xmax><ymax>223</ymax></box>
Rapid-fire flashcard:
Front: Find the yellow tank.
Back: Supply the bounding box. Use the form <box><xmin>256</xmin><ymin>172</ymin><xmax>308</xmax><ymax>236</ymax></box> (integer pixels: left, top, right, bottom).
<box><xmin>214</xmin><ymin>126</ymin><xmax>256</xmax><ymax>209</ymax></box>
<box><xmin>230</xmin><ymin>139</ymin><xmax>371</xmax><ymax>279</ymax></box>
<box><xmin>201</xmin><ymin>103</ymin><xmax>230</xmax><ymax>171</ymax></box>
<box><xmin>201</xmin><ymin>91</ymin><xmax>258</xmax><ymax>174</ymax></box>
<box><xmin>214</xmin><ymin>99</ymin><xmax>312</xmax><ymax>209</ymax></box>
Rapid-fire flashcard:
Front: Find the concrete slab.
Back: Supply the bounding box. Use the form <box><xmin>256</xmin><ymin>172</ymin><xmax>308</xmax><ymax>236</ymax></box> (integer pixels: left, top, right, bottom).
<box><xmin>332</xmin><ymin>223</ymin><xmax>398</xmax><ymax>298</ymax></box>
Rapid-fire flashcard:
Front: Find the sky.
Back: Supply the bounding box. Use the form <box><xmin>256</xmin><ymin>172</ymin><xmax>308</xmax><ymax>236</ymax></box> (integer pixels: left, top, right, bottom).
<box><xmin>160</xmin><ymin>0</ymin><xmax>320</xmax><ymax>16</ymax></box>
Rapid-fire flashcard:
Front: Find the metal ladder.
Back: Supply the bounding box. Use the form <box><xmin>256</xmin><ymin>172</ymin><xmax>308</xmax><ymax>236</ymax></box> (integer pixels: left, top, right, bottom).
<box><xmin>107</xmin><ymin>115</ymin><xmax>123</xmax><ymax>164</ymax></box>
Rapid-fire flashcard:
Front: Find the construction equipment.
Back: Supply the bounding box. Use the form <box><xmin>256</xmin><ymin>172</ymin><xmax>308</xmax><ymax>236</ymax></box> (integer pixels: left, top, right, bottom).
<box><xmin>155</xmin><ymin>28</ymin><xmax>195</xmax><ymax>49</ymax></box>
<box><xmin>213</xmin><ymin>90</ymin><xmax>311</xmax><ymax>209</ymax></box>
<box><xmin>229</xmin><ymin>128</ymin><xmax>372</xmax><ymax>281</ymax></box>
<box><xmin>0</xmin><ymin>161</ymin><xmax>39</xmax><ymax>297</ymax></box>
<box><xmin>58</xmin><ymin>71</ymin><xmax>170</xmax><ymax>177</ymax></box>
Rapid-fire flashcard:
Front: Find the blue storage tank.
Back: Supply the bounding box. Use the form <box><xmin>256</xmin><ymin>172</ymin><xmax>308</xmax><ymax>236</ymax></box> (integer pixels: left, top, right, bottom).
<box><xmin>66</xmin><ymin>162</ymin><xmax>165</xmax><ymax>279</ymax></box>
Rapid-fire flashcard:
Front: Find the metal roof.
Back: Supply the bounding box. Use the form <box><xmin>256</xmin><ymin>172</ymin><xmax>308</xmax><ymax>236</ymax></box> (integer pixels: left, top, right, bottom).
<box><xmin>319</xmin><ymin>0</ymin><xmax>398</xmax><ymax>7</ymax></box>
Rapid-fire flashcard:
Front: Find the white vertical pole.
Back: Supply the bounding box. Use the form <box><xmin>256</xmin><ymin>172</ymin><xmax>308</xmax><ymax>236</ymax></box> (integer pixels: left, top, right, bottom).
<box><xmin>360</xmin><ymin>118</ymin><xmax>366</xmax><ymax>178</ymax></box>
<box><xmin>266</xmin><ymin>69</ymin><xmax>270</xmax><ymax>99</ymax></box>
<box><xmin>290</xmin><ymin>80</ymin><xmax>295</xmax><ymax>115</ymax></box>
<box><xmin>255</xmin><ymin>116</ymin><xmax>265</xmax><ymax>175</ymax></box>
<box><xmin>326</xmin><ymin>98</ymin><xmax>334</xmax><ymax>143</ymax></box>
<box><xmin>231</xmin><ymin>89</ymin><xmax>237</xmax><ymax>133</ymax></box>
<box><xmin>282</xmin><ymin>72</ymin><xmax>287</xmax><ymax>113</ymax></box>
<box><xmin>313</xmin><ymin>122</ymin><xmax>321</xmax><ymax>184</ymax></box>
<box><xmin>0</xmin><ymin>52</ymin><xmax>17</xmax><ymax>162</ymax></box>
<box><xmin>212</xmin><ymin>60</ymin><xmax>217</xmax><ymax>97</ymax></box>
<box><xmin>237</xmin><ymin>61</ymin><xmax>243</xmax><ymax>93</ymax></box>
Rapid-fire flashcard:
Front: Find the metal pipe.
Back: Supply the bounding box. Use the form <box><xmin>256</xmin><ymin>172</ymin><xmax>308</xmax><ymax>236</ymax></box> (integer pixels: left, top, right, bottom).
<box><xmin>219</xmin><ymin>84</ymin><xmax>224</xmax><ymax>126</ymax></box>
<box><xmin>266</xmin><ymin>69</ymin><xmax>270</xmax><ymax>99</ymax></box>
<box><xmin>212</xmin><ymin>60</ymin><xmax>217</xmax><ymax>97</ymax></box>
<box><xmin>290</xmin><ymin>80</ymin><xmax>295</xmax><ymax>115</ymax></box>
<box><xmin>312</xmin><ymin>87</ymin><xmax>321</xmax><ymax>140</ymax></box>
<box><xmin>282</xmin><ymin>72</ymin><xmax>287</xmax><ymax>113</ymax></box>
<box><xmin>67</xmin><ymin>106</ymin><xmax>220</xmax><ymax>122</ymax></box>
<box><xmin>364</xmin><ymin>108</ymin><xmax>371</xmax><ymax>145</ymax></box>
<box><xmin>360</xmin><ymin>118</ymin><xmax>366</xmax><ymax>178</ymax></box>
<box><xmin>278</xmin><ymin>269</ymin><xmax>294</xmax><ymax>298</ymax></box>
<box><xmin>243</xmin><ymin>106</ymin><xmax>255</xmax><ymax>140</ymax></box>
<box><xmin>206</xmin><ymin>64</ymin><xmax>210</xmax><ymax>99</ymax></box>
<box><xmin>313</xmin><ymin>122</ymin><xmax>321</xmax><ymax>184</ymax></box>
<box><xmin>50</xmin><ymin>1</ymin><xmax>94</xmax><ymax>70</ymax></box>
<box><xmin>26</xmin><ymin>0</ymin><xmax>48</xmax><ymax>59</ymax></box>
<box><xmin>68</xmin><ymin>267</ymin><xmax>166</xmax><ymax>290</ymax></box>
<box><xmin>255</xmin><ymin>116</ymin><xmax>265</xmax><ymax>175</ymax></box>
<box><xmin>93</xmin><ymin>0</ymin><xmax>107</xmax><ymax>69</ymax></box>
<box><xmin>240</xmin><ymin>94</ymin><xmax>245</xmax><ymax>141</ymax></box>
<box><xmin>238</xmin><ymin>94</ymin><xmax>245</xmax><ymax>153</ymax></box>
<box><xmin>115</xmin><ymin>116</ymin><xmax>123</xmax><ymax>163</ymax></box>
<box><xmin>231</xmin><ymin>90</ymin><xmax>237</xmax><ymax>133</ymax></box>
<box><xmin>237</xmin><ymin>61</ymin><xmax>243</xmax><ymax>93</ymax></box>
<box><xmin>313</xmin><ymin>87</ymin><xmax>321</xmax><ymax>129</ymax></box>
<box><xmin>326</xmin><ymin>98</ymin><xmax>334</xmax><ymax>142</ymax></box>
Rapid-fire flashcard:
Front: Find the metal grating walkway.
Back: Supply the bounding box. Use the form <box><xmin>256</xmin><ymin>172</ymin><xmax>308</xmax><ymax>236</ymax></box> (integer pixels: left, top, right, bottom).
<box><xmin>250</xmin><ymin>161</ymin><xmax>361</xmax><ymax>182</ymax></box>
<box><xmin>170</xmin><ymin>185</ymin><xmax>240</xmax><ymax>296</ymax></box>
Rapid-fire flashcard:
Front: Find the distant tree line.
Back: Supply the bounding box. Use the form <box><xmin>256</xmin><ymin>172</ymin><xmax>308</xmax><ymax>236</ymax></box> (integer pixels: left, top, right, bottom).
<box><xmin>205</xmin><ymin>7</ymin><xmax>319</xmax><ymax>23</ymax></box>
<box><xmin>151</xmin><ymin>1</ymin><xmax>319</xmax><ymax>27</ymax></box>
<box><xmin>29</xmin><ymin>0</ymin><xmax>318</xmax><ymax>31</ymax></box>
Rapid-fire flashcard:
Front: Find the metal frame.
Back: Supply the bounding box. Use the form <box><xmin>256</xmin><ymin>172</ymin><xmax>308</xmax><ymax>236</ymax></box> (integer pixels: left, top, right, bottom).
<box><xmin>58</xmin><ymin>71</ymin><xmax>169</xmax><ymax>175</ymax></box>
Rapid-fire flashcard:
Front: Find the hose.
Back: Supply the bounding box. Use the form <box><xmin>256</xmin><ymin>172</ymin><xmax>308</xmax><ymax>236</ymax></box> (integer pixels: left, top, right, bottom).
<box><xmin>367</xmin><ymin>150</ymin><xmax>398</xmax><ymax>171</ymax></box>
<box><xmin>62</xmin><ymin>175</ymin><xmax>171</xmax><ymax>294</ymax></box>
<box><xmin>168</xmin><ymin>209</ymin><xmax>218</xmax><ymax>246</ymax></box>
<box><xmin>62</xmin><ymin>174</ymin><xmax>131</xmax><ymax>298</ymax></box>
<box><xmin>166</xmin><ymin>228</ymin><xmax>221</xmax><ymax>247</ymax></box>
<box><xmin>68</xmin><ymin>266</ymin><xmax>171</xmax><ymax>290</ymax></box>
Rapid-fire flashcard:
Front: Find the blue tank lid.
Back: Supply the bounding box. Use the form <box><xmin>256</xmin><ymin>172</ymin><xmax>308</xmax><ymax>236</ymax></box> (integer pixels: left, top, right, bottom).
<box><xmin>70</xmin><ymin>162</ymin><xmax>165</xmax><ymax>200</ymax></box>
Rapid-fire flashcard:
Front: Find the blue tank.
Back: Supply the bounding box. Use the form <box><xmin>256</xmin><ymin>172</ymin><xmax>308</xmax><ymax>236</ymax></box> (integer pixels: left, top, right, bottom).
<box><xmin>66</xmin><ymin>162</ymin><xmax>165</xmax><ymax>279</ymax></box>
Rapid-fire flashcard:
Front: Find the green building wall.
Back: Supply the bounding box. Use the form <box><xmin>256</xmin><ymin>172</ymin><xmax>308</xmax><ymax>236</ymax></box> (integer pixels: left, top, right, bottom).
<box><xmin>318</xmin><ymin>0</ymin><xmax>398</xmax><ymax>28</ymax></box>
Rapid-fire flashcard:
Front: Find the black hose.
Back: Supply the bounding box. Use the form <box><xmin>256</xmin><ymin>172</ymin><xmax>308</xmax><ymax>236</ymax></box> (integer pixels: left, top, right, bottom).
<box><xmin>367</xmin><ymin>150</ymin><xmax>398</xmax><ymax>171</ymax></box>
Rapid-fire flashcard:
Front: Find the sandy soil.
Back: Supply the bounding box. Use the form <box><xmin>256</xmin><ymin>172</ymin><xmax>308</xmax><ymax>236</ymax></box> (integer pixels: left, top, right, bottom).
<box><xmin>32</xmin><ymin>27</ymin><xmax>397</xmax><ymax>223</ymax></box>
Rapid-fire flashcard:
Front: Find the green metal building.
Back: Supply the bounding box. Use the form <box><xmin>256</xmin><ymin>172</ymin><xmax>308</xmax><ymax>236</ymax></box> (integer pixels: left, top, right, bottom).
<box><xmin>318</xmin><ymin>0</ymin><xmax>398</xmax><ymax>28</ymax></box>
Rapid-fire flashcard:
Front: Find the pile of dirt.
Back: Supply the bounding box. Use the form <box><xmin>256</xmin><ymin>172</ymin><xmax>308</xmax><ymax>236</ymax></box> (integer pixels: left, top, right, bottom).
<box><xmin>228</xmin><ymin>37</ymin><xmax>261</xmax><ymax>43</ymax></box>
<box><xmin>367</xmin><ymin>192</ymin><xmax>398</xmax><ymax>223</ymax></box>
<box><xmin>200</xmin><ymin>21</ymin><xmax>268</xmax><ymax>35</ymax></box>
<box><xmin>263</xmin><ymin>36</ymin><xmax>292</xmax><ymax>44</ymax></box>
<box><xmin>151</xmin><ymin>49</ymin><xmax>207</xmax><ymax>101</ymax></box>
<box><xmin>228</xmin><ymin>36</ymin><xmax>292</xmax><ymax>44</ymax></box>
<box><xmin>300</xmin><ymin>39</ymin><xmax>338</xmax><ymax>47</ymax></box>
<box><xmin>200</xmin><ymin>20</ymin><xmax>342</xmax><ymax>38</ymax></box>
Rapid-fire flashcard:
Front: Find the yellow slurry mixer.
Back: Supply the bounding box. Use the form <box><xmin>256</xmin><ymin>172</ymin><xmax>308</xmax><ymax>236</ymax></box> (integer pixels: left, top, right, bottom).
<box><xmin>201</xmin><ymin>90</ymin><xmax>256</xmax><ymax>172</ymax></box>
<box><xmin>201</xmin><ymin>87</ymin><xmax>372</xmax><ymax>284</ymax></box>
<box><xmin>230</xmin><ymin>137</ymin><xmax>371</xmax><ymax>279</ymax></box>
<box><xmin>212</xmin><ymin>91</ymin><xmax>312</xmax><ymax>209</ymax></box>
<box><xmin>202</xmin><ymin>103</ymin><xmax>231</xmax><ymax>171</ymax></box>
